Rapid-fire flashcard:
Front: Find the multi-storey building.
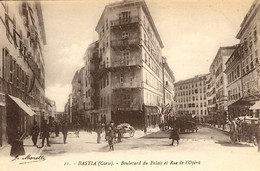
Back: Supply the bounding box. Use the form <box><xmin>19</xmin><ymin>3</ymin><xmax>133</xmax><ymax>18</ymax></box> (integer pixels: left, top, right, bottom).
<box><xmin>83</xmin><ymin>0</ymin><xmax>174</xmax><ymax>129</ymax></box>
<box><xmin>208</xmin><ymin>46</ymin><xmax>236</xmax><ymax>123</ymax></box>
<box><xmin>0</xmin><ymin>1</ymin><xmax>46</xmax><ymax>146</ymax></box>
<box><xmin>64</xmin><ymin>93</ymin><xmax>73</xmax><ymax>123</ymax></box>
<box><xmin>174</xmin><ymin>74</ymin><xmax>209</xmax><ymax>122</ymax></box>
<box><xmin>71</xmin><ymin>67</ymin><xmax>85</xmax><ymax>124</ymax></box>
<box><xmin>163</xmin><ymin>59</ymin><xmax>175</xmax><ymax>114</ymax></box>
<box><xmin>83</xmin><ymin>41</ymin><xmax>103</xmax><ymax>127</ymax></box>
<box><xmin>235</xmin><ymin>0</ymin><xmax>260</xmax><ymax>118</ymax></box>
<box><xmin>206</xmin><ymin>72</ymin><xmax>216</xmax><ymax>119</ymax></box>
<box><xmin>224</xmin><ymin>45</ymin><xmax>245</xmax><ymax>118</ymax></box>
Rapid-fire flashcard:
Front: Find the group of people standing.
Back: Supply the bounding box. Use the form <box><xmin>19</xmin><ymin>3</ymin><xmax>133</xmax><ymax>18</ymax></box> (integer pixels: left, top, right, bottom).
<box><xmin>96</xmin><ymin>121</ymin><xmax>123</xmax><ymax>151</ymax></box>
<box><xmin>10</xmin><ymin>119</ymin><xmax>69</xmax><ymax>157</ymax></box>
<box><xmin>230</xmin><ymin>117</ymin><xmax>260</xmax><ymax>152</ymax></box>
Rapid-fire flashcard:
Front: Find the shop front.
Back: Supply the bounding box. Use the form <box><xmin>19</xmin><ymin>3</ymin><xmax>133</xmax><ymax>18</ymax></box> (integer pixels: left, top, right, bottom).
<box><xmin>228</xmin><ymin>98</ymin><xmax>254</xmax><ymax>120</ymax></box>
<box><xmin>6</xmin><ymin>95</ymin><xmax>35</xmax><ymax>144</ymax></box>
<box><xmin>144</xmin><ymin>105</ymin><xmax>160</xmax><ymax>128</ymax></box>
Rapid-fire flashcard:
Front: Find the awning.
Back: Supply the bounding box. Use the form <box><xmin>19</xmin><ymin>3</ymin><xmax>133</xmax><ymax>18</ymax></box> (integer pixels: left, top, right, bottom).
<box><xmin>249</xmin><ymin>101</ymin><xmax>260</xmax><ymax>110</ymax></box>
<box><xmin>8</xmin><ymin>95</ymin><xmax>35</xmax><ymax>116</ymax></box>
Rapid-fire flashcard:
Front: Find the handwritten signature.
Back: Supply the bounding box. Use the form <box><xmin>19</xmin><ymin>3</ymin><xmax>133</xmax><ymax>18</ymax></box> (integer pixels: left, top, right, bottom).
<box><xmin>12</xmin><ymin>154</ymin><xmax>46</xmax><ymax>164</ymax></box>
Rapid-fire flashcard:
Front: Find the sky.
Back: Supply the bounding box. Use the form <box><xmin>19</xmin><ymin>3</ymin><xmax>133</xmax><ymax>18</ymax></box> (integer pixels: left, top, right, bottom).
<box><xmin>42</xmin><ymin>0</ymin><xmax>255</xmax><ymax>111</ymax></box>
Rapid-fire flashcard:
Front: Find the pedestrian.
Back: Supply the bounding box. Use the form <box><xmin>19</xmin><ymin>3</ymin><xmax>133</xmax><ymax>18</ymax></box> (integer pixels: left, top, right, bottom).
<box><xmin>74</xmin><ymin>122</ymin><xmax>80</xmax><ymax>138</ymax></box>
<box><xmin>236</xmin><ymin>119</ymin><xmax>242</xmax><ymax>142</ymax></box>
<box><xmin>54</xmin><ymin>121</ymin><xmax>60</xmax><ymax>137</ymax></box>
<box><xmin>229</xmin><ymin>119</ymin><xmax>237</xmax><ymax>144</ymax></box>
<box><xmin>248</xmin><ymin>120</ymin><xmax>256</xmax><ymax>143</ymax></box>
<box><xmin>104</xmin><ymin>122</ymin><xmax>110</xmax><ymax>141</ymax></box>
<box><xmin>10</xmin><ymin>126</ymin><xmax>25</xmax><ymax>157</ymax></box>
<box><xmin>31</xmin><ymin>121</ymin><xmax>40</xmax><ymax>146</ymax></box>
<box><xmin>169</xmin><ymin>124</ymin><xmax>180</xmax><ymax>146</ymax></box>
<box><xmin>61</xmin><ymin>121</ymin><xmax>68</xmax><ymax>144</ymax></box>
<box><xmin>254</xmin><ymin>118</ymin><xmax>260</xmax><ymax>152</ymax></box>
<box><xmin>96</xmin><ymin>122</ymin><xmax>102</xmax><ymax>143</ymax></box>
<box><xmin>241</xmin><ymin>117</ymin><xmax>248</xmax><ymax>142</ymax></box>
<box><xmin>107</xmin><ymin>121</ymin><xmax>115</xmax><ymax>151</ymax></box>
<box><xmin>41</xmin><ymin>120</ymin><xmax>50</xmax><ymax>147</ymax></box>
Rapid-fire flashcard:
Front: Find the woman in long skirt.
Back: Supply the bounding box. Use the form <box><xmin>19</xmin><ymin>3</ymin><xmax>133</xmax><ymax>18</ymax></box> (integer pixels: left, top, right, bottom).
<box><xmin>10</xmin><ymin>126</ymin><xmax>25</xmax><ymax>157</ymax></box>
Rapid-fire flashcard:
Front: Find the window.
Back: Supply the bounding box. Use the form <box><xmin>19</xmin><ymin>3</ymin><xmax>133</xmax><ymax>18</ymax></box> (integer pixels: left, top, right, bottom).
<box><xmin>122</xmin><ymin>31</ymin><xmax>129</xmax><ymax>39</ymax></box>
<box><xmin>122</xmin><ymin>50</ymin><xmax>130</xmax><ymax>65</ymax></box>
<box><xmin>106</xmin><ymin>74</ymin><xmax>109</xmax><ymax>86</ymax></box>
<box><xmin>120</xmin><ymin>73</ymin><xmax>124</xmax><ymax>84</ymax></box>
<box><xmin>106</xmin><ymin>37</ymin><xmax>108</xmax><ymax>47</ymax></box>
<box><xmin>120</xmin><ymin>11</ymin><xmax>130</xmax><ymax>22</ymax></box>
<box><xmin>106</xmin><ymin>18</ymin><xmax>108</xmax><ymax>30</ymax></box>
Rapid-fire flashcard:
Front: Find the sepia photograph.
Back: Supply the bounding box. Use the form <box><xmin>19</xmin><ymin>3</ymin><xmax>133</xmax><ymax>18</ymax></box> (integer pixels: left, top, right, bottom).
<box><xmin>0</xmin><ymin>0</ymin><xmax>260</xmax><ymax>170</ymax></box>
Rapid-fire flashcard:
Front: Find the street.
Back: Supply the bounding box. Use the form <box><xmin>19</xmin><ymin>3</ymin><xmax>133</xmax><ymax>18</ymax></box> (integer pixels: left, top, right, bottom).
<box><xmin>1</xmin><ymin>125</ymin><xmax>259</xmax><ymax>171</ymax></box>
<box><xmin>40</xmin><ymin>125</ymin><xmax>255</xmax><ymax>155</ymax></box>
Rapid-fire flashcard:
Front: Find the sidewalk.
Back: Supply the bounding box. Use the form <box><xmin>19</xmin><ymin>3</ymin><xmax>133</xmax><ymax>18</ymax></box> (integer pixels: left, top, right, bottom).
<box><xmin>0</xmin><ymin>135</ymin><xmax>47</xmax><ymax>158</ymax></box>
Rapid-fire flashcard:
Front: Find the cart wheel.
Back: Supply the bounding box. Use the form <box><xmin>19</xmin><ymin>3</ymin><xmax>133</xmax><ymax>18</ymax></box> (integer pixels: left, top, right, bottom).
<box><xmin>130</xmin><ymin>132</ymin><xmax>134</xmax><ymax>137</ymax></box>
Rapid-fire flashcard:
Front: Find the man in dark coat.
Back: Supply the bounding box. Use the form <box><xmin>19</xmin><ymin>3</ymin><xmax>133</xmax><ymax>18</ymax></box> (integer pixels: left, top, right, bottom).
<box><xmin>254</xmin><ymin>118</ymin><xmax>260</xmax><ymax>152</ymax></box>
<box><xmin>107</xmin><ymin>121</ymin><xmax>115</xmax><ymax>151</ymax></box>
<box><xmin>41</xmin><ymin>120</ymin><xmax>50</xmax><ymax>147</ymax></box>
<box><xmin>61</xmin><ymin>121</ymin><xmax>68</xmax><ymax>144</ymax></box>
<box><xmin>169</xmin><ymin>123</ymin><xmax>180</xmax><ymax>146</ymax></box>
<box><xmin>54</xmin><ymin>121</ymin><xmax>60</xmax><ymax>137</ymax></box>
<box><xmin>31</xmin><ymin>121</ymin><xmax>40</xmax><ymax>146</ymax></box>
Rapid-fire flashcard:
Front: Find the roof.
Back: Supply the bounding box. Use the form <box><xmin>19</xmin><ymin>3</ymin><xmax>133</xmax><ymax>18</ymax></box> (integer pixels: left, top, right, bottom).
<box><xmin>95</xmin><ymin>0</ymin><xmax>164</xmax><ymax>48</ymax></box>
<box><xmin>174</xmin><ymin>73</ymin><xmax>210</xmax><ymax>86</ymax></box>
<box><xmin>164</xmin><ymin>60</ymin><xmax>175</xmax><ymax>82</ymax></box>
<box><xmin>236</xmin><ymin>0</ymin><xmax>260</xmax><ymax>39</ymax></box>
<box><xmin>209</xmin><ymin>46</ymin><xmax>237</xmax><ymax>70</ymax></box>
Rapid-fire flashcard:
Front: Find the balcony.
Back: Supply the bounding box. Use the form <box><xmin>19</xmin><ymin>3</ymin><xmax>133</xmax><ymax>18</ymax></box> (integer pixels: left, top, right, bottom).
<box><xmin>110</xmin><ymin>38</ymin><xmax>141</xmax><ymax>50</ymax></box>
<box><xmin>90</xmin><ymin>52</ymin><xmax>101</xmax><ymax>63</ymax></box>
<box><xmin>112</xmin><ymin>82</ymin><xmax>142</xmax><ymax>90</ymax></box>
<box><xmin>110</xmin><ymin>17</ymin><xmax>141</xmax><ymax>28</ymax></box>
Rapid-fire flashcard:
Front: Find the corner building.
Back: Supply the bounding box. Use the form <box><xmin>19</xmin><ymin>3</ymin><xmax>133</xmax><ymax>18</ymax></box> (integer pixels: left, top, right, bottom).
<box><xmin>0</xmin><ymin>1</ymin><xmax>46</xmax><ymax>146</ymax></box>
<box><xmin>94</xmin><ymin>0</ymin><xmax>174</xmax><ymax>128</ymax></box>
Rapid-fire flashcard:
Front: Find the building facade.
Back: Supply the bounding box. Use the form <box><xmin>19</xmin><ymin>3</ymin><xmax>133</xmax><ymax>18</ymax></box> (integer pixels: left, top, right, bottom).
<box><xmin>0</xmin><ymin>1</ymin><xmax>46</xmax><ymax>146</ymax></box>
<box><xmin>206</xmin><ymin>72</ymin><xmax>216</xmax><ymax>121</ymax></box>
<box><xmin>71</xmin><ymin>67</ymin><xmax>85</xmax><ymax>124</ymax></box>
<box><xmin>68</xmin><ymin>0</ymin><xmax>174</xmax><ymax>129</ymax></box>
<box><xmin>174</xmin><ymin>74</ymin><xmax>209</xmax><ymax>122</ymax></box>
<box><xmin>208</xmin><ymin>46</ymin><xmax>236</xmax><ymax>124</ymax></box>
<box><xmin>224</xmin><ymin>45</ymin><xmax>245</xmax><ymax>119</ymax></box>
<box><xmin>235</xmin><ymin>0</ymin><xmax>260</xmax><ymax>118</ymax></box>
<box><xmin>94</xmin><ymin>0</ymin><xmax>175</xmax><ymax>128</ymax></box>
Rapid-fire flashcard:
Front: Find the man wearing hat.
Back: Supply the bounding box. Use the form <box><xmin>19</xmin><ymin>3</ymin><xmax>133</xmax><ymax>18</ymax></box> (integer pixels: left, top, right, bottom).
<box><xmin>255</xmin><ymin>118</ymin><xmax>260</xmax><ymax>152</ymax></box>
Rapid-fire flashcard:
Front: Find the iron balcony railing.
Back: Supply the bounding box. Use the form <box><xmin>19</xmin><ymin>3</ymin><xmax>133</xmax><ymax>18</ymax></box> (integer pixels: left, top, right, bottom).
<box><xmin>112</xmin><ymin>82</ymin><xmax>142</xmax><ymax>90</ymax></box>
<box><xmin>110</xmin><ymin>38</ymin><xmax>141</xmax><ymax>48</ymax></box>
<box><xmin>111</xmin><ymin>59</ymin><xmax>141</xmax><ymax>68</ymax></box>
<box><xmin>110</xmin><ymin>17</ymin><xmax>141</xmax><ymax>27</ymax></box>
